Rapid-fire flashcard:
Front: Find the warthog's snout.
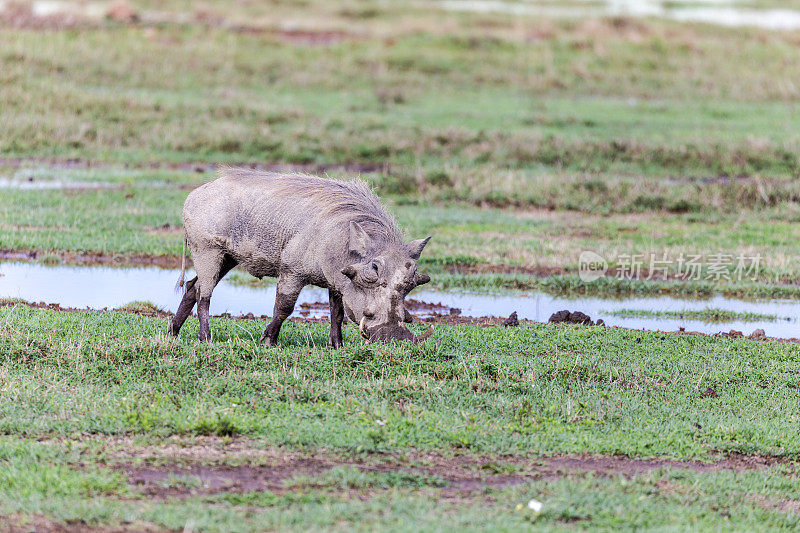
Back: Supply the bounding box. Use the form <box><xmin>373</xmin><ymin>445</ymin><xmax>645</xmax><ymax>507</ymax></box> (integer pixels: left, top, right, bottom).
<box><xmin>359</xmin><ymin>317</ymin><xmax>433</xmax><ymax>344</ymax></box>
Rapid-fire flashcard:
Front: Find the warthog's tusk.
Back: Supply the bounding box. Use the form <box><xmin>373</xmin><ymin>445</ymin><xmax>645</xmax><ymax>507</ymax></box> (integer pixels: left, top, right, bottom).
<box><xmin>359</xmin><ymin>317</ymin><xmax>369</xmax><ymax>340</ymax></box>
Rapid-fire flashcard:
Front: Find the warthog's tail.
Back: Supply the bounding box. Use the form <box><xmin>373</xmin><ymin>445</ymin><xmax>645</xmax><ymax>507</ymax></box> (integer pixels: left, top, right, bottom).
<box><xmin>174</xmin><ymin>235</ymin><xmax>188</xmax><ymax>294</ymax></box>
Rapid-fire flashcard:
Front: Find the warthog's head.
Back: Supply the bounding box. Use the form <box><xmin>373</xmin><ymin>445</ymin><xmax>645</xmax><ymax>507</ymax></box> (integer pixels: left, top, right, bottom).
<box><xmin>340</xmin><ymin>221</ymin><xmax>433</xmax><ymax>343</ymax></box>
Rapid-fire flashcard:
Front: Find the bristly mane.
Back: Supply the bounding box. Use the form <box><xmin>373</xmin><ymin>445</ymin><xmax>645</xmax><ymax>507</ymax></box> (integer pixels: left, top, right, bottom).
<box><xmin>219</xmin><ymin>167</ymin><xmax>403</xmax><ymax>243</ymax></box>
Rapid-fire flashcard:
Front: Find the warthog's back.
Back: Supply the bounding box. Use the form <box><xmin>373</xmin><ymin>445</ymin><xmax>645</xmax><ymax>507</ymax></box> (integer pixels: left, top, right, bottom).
<box><xmin>183</xmin><ymin>168</ymin><xmax>401</xmax><ymax>280</ymax></box>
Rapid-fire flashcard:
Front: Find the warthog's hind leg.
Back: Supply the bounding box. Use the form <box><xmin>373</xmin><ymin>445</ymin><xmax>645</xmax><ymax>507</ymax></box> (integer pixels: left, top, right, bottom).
<box><xmin>169</xmin><ymin>276</ymin><xmax>198</xmax><ymax>336</ymax></box>
<box><xmin>194</xmin><ymin>253</ymin><xmax>238</xmax><ymax>342</ymax></box>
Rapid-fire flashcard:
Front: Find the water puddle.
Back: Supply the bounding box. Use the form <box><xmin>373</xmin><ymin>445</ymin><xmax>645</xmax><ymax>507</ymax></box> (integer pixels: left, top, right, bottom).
<box><xmin>1</xmin><ymin>261</ymin><xmax>797</xmax><ymax>338</ymax></box>
<box><xmin>0</xmin><ymin>178</ymin><xmax>118</xmax><ymax>190</ymax></box>
<box><xmin>0</xmin><ymin>163</ymin><xmax>185</xmax><ymax>190</ymax></box>
<box><xmin>439</xmin><ymin>0</ymin><xmax>800</xmax><ymax>30</ymax></box>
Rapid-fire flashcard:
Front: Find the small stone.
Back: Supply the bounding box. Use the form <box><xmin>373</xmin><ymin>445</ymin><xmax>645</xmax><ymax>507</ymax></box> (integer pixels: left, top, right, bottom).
<box><xmin>503</xmin><ymin>311</ymin><xmax>519</xmax><ymax>327</ymax></box>
<box><xmin>527</xmin><ymin>499</ymin><xmax>543</xmax><ymax>513</ymax></box>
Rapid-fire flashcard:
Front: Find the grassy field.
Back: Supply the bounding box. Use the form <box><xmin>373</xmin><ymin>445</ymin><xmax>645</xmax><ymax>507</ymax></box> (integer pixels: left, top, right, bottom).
<box><xmin>3</xmin><ymin>0</ymin><xmax>800</xmax><ymax>530</ymax></box>
<box><xmin>1</xmin><ymin>302</ymin><xmax>800</xmax><ymax>530</ymax></box>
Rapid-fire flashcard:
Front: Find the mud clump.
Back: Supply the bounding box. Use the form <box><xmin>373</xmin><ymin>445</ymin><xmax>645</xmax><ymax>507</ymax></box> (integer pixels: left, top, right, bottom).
<box><xmin>549</xmin><ymin>310</ymin><xmax>603</xmax><ymax>326</ymax></box>
<box><xmin>502</xmin><ymin>311</ymin><xmax>519</xmax><ymax>327</ymax></box>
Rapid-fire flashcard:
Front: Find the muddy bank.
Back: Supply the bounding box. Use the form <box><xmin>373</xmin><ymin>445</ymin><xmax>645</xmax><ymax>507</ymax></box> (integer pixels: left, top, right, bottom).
<box><xmin>0</xmin><ymin>297</ymin><xmax>518</xmax><ymax>327</ymax></box>
<box><xmin>3</xmin><ymin>298</ymin><xmax>797</xmax><ymax>344</ymax></box>
<box><xmin>0</xmin><ymin>249</ymin><xmax>182</xmax><ymax>269</ymax></box>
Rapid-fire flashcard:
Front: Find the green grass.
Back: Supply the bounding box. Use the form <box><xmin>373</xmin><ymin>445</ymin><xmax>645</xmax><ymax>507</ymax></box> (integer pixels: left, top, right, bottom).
<box><xmin>2</xmin><ymin>303</ymin><xmax>799</xmax><ymax>457</ymax></box>
<box><xmin>605</xmin><ymin>307</ymin><xmax>784</xmax><ymax>323</ymax></box>
<box><xmin>1</xmin><ymin>303</ymin><xmax>800</xmax><ymax>530</ymax></box>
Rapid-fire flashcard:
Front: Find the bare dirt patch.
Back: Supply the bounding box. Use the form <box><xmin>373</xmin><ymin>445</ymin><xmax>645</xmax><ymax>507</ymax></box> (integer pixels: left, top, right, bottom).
<box><xmin>82</xmin><ymin>436</ymin><xmax>791</xmax><ymax>500</ymax></box>
<box><xmin>0</xmin><ymin>514</ymin><xmax>166</xmax><ymax>533</ymax></box>
<box><xmin>117</xmin><ymin>450</ymin><xmax>787</xmax><ymax>499</ymax></box>
<box><xmin>271</xmin><ymin>29</ymin><xmax>361</xmax><ymax>45</ymax></box>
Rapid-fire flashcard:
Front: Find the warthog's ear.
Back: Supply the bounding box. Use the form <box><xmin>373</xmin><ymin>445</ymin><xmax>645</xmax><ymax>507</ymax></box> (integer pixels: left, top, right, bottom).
<box><xmin>416</xmin><ymin>273</ymin><xmax>431</xmax><ymax>286</ymax></box>
<box><xmin>349</xmin><ymin>220</ymin><xmax>371</xmax><ymax>257</ymax></box>
<box><xmin>405</xmin><ymin>236</ymin><xmax>431</xmax><ymax>260</ymax></box>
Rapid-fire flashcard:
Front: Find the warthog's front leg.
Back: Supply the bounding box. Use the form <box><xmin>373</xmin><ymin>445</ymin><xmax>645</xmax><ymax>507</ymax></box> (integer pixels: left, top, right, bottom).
<box><xmin>328</xmin><ymin>289</ymin><xmax>345</xmax><ymax>348</ymax></box>
<box><xmin>260</xmin><ymin>275</ymin><xmax>303</xmax><ymax>346</ymax></box>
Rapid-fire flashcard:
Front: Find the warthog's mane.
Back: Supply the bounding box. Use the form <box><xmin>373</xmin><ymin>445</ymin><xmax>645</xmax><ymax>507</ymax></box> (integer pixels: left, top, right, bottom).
<box><xmin>219</xmin><ymin>167</ymin><xmax>403</xmax><ymax>244</ymax></box>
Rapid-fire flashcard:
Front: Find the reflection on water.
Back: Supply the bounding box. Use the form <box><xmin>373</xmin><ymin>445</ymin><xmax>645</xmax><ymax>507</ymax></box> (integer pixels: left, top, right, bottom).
<box><xmin>1</xmin><ymin>261</ymin><xmax>798</xmax><ymax>338</ymax></box>
<box><xmin>440</xmin><ymin>0</ymin><xmax>800</xmax><ymax>30</ymax></box>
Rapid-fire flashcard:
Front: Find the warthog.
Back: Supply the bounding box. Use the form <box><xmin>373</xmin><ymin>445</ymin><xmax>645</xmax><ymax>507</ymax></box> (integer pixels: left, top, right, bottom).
<box><xmin>168</xmin><ymin>168</ymin><xmax>433</xmax><ymax>346</ymax></box>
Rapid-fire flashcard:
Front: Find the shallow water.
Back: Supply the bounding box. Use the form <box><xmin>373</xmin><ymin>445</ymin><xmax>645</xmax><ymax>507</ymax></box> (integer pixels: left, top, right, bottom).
<box><xmin>440</xmin><ymin>0</ymin><xmax>800</xmax><ymax>30</ymax></box>
<box><xmin>1</xmin><ymin>261</ymin><xmax>797</xmax><ymax>338</ymax></box>
<box><xmin>0</xmin><ymin>178</ymin><xmax>117</xmax><ymax>190</ymax></box>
